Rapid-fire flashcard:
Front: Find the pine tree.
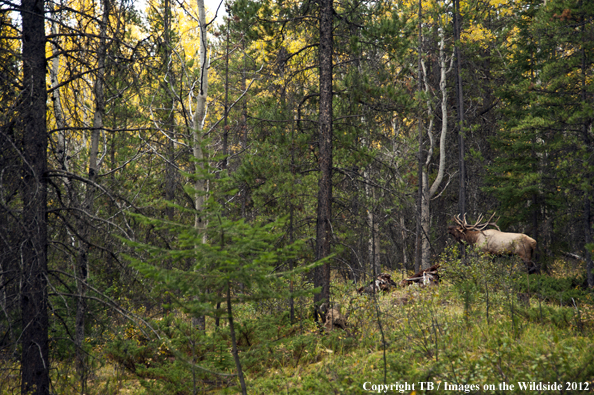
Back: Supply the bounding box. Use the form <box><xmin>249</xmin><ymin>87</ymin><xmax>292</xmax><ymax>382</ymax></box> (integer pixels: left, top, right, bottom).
<box><xmin>127</xmin><ymin>193</ymin><xmax>320</xmax><ymax>392</ymax></box>
<box><xmin>490</xmin><ymin>0</ymin><xmax>594</xmax><ymax>278</ymax></box>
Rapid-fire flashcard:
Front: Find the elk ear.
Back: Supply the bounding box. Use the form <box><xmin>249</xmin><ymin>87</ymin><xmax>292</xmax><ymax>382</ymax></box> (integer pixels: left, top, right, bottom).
<box><xmin>318</xmin><ymin>302</ymin><xmax>328</xmax><ymax>316</ymax></box>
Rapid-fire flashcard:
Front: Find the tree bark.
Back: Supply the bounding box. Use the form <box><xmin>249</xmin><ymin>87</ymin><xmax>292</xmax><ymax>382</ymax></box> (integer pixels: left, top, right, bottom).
<box><xmin>314</xmin><ymin>0</ymin><xmax>333</xmax><ymax>319</ymax></box>
<box><xmin>20</xmin><ymin>0</ymin><xmax>50</xmax><ymax>393</ymax></box>
<box><xmin>454</xmin><ymin>0</ymin><xmax>466</xmax><ymax>217</ymax></box>
<box><xmin>414</xmin><ymin>0</ymin><xmax>423</xmax><ymax>273</ymax></box>
<box><xmin>240</xmin><ymin>44</ymin><xmax>249</xmax><ymax>218</ymax></box>
<box><xmin>163</xmin><ymin>0</ymin><xmax>176</xmax><ymax>222</ymax></box>
<box><xmin>222</xmin><ymin>20</ymin><xmax>230</xmax><ymax>171</ymax></box>
<box><xmin>585</xmin><ymin>198</ymin><xmax>593</xmax><ymax>288</ymax></box>
<box><xmin>420</xmin><ymin>28</ymin><xmax>451</xmax><ymax>269</ymax></box>
<box><xmin>191</xmin><ymin>0</ymin><xmax>209</xmax><ymax>330</ymax></box>
<box><xmin>73</xmin><ymin>1</ymin><xmax>110</xmax><ymax>388</ymax></box>
<box><xmin>400</xmin><ymin>216</ymin><xmax>408</xmax><ymax>269</ymax></box>
<box><xmin>368</xmin><ymin>210</ymin><xmax>381</xmax><ymax>276</ymax></box>
<box><xmin>50</xmin><ymin>12</ymin><xmax>66</xmax><ymax>170</ymax></box>
<box><xmin>227</xmin><ymin>283</ymin><xmax>247</xmax><ymax>395</ymax></box>
<box><xmin>419</xmin><ymin>52</ymin><xmax>432</xmax><ymax>271</ymax></box>
<box><xmin>193</xmin><ymin>0</ymin><xmax>208</xmax><ymax>237</ymax></box>
<box><xmin>365</xmin><ymin>179</ymin><xmax>381</xmax><ymax>276</ymax></box>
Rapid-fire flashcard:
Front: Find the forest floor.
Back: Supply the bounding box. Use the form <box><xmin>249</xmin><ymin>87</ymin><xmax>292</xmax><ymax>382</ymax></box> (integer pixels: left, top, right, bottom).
<box><xmin>3</xmin><ymin>258</ymin><xmax>594</xmax><ymax>394</ymax></box>
<box><xmin>83</xmin><ymin>258</ymin><xmax>594</xmax><ymax>395</ymax></box>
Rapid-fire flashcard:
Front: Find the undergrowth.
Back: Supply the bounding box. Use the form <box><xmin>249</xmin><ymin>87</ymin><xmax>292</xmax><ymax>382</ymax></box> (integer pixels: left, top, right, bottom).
<box><xmin>3</xmin><ymin>252</ymin><xmax>593</xmax><ymax>394</ymax></box>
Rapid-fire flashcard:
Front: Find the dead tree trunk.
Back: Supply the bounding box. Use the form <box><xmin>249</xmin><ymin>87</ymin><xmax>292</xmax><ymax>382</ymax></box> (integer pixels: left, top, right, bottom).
<box><xmin>314</xmin><ymin>0</ymin><xmax>334</xmax><ymax>320</ymax></box>
<box><xmin>414</xmin><ymin>0</ymin><xmax>423</xmax><ymax>273</ymax></box>
<box><xmin>20</xmin><ymin>0</ymin><xmax>50</xmax><ymax>393</ymax></box>
<box><xmin>454</xmin><ymin>0</ymin><xmax>466</xmax><ymax>217</ymax></box>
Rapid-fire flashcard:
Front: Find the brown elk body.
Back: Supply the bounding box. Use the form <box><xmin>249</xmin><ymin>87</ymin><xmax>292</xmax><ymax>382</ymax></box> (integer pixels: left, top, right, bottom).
<box><xmin>318</xmin><ymin>303</ymin><xmax>348</xmax><ymax>331</ymax></box>
<box><xmin>448</xmin><ymin>214</ymin><xmax>537</xmax><ymax>265</ymax></box>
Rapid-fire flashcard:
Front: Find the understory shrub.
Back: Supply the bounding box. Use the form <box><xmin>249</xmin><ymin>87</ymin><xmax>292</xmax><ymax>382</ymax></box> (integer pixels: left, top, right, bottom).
<box><xmin>514</xmin><ymin>274</ymin><xmax>593</xmax><ymax>306</ymax></box>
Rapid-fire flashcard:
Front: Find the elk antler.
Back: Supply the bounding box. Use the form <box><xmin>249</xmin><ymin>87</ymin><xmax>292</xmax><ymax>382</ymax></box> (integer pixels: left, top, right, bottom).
<box><xmin>453</xmin><ymin>213</ymin><xmax>476</xmax><ymax>228</ymax></box>
<box><xmin>480</xmin><ymin>212</ymin><xmax>501</xmax><ymax>231</ymax></box>
<box><xmin>471</xmin><ymin>212</ymin><xmax>501</xmax><ymax>231</ymax></box>
<box><xmin>471</xmin><ymin>213</ymin><xmax>484</xmax><ymax>229</ymax></box>
<box><xmin>453</xmin><ymin>212</ymin><xmax>501</xmax><ymax>231</ymax></box>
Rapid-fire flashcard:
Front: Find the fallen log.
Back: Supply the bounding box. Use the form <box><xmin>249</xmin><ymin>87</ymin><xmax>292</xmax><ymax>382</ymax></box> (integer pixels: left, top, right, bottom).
<box><xmin>562</xmin><ymin>251</ymin><xmax>585</xmax><ymax>262</ymax></box>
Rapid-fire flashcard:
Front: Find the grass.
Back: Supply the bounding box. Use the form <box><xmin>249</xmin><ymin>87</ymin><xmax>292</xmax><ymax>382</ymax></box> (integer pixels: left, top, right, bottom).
<box><xmin>242</xmin><ymin>282</ymin><xmax>594</xmax><ymax>394</ymax></box>
<box><xmin>2</xmin><ymin>257</ymin><xmax>594</xmax><ymax>394</ymax></box>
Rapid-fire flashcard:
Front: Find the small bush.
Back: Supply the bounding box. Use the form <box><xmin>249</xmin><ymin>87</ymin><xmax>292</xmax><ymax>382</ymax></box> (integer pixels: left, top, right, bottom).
<box><xmin>104</xmin><ymin>314</ymin><xmax>235</xmax><ymax>394</ymax></box>
<box><xmin>515</xmin><ymin>274</ymin><xmax>593</xmax><ymax>306</ymax></box>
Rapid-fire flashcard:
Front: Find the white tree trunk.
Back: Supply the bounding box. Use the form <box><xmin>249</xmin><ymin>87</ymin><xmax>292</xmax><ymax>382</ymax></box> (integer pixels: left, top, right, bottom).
<box><xmin>364</xmin><ymin>166</ymin><xmax>381</xmax><ymax>276</ymax></box>
<box><xmin>400</xmin><ymin>216</ymin><xmax>408</xmax><ymax>268</ymax></box>
<box><xmin>420</xmin><ymin>28</ymin><xmax>452</xmax><ymax>269</ymax></box>
<box><xmin>191</xmin><ymin>0</ymin><xmax>209</xmax><ymax>330</ymax></box>
<box><xmin>193</xmin><ymin>0</ymin><xmax>208</xmax><ymax>239</ymax></box>
<box><xmin>367</xmin><ymin>208</ymin><xmax>381</xmax><ymax>276</ymax></box>
<box><xmin>421</xmin><ymin>170</ymin><xmax>431</xmax><ymax>269</ymax></box>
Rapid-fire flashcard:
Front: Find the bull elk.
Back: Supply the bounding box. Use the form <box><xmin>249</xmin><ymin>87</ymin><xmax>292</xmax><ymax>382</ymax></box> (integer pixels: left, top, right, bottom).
<box><xmin>448</xmin><ymin>213</ymin><xmax>537</xmax><ymax>268</ymax></box>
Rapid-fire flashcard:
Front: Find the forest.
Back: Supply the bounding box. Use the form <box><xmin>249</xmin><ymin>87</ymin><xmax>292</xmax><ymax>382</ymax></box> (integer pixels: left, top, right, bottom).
<box><xmin>1</xmin><ymin>0</ymin><xmax>593</xmax><ymax>393</ymax></box>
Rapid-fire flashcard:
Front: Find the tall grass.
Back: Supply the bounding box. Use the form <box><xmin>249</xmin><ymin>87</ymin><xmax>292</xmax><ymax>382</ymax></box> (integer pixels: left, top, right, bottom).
<box><xmin>3</xmin><ymin>249</ymin><xmax>592</xmax><ymax>394</ymax></box>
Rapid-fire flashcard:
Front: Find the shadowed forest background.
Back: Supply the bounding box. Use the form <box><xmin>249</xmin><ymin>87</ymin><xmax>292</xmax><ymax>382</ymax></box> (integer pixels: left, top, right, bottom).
<box><xmin>1</xmin><ymin>0</ymin><xmax>593</xmax><ymax>393</ymax></box>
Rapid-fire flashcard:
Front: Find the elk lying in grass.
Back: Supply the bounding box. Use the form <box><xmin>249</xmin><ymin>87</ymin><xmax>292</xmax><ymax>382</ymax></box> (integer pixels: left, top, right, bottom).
<box><xmin>319</xmin><ymin>303</ymin><xmax>348</xmax><ymax>331</ymax></box>
<box><xmin>357</xmin><ymin>273</ymin><xmax>398</xmax><ymax>295</ymax></box>
<box><xmin>400</xmin><ymin>264</ymin><xmax>440</xmax><ymax>287</ymax></box>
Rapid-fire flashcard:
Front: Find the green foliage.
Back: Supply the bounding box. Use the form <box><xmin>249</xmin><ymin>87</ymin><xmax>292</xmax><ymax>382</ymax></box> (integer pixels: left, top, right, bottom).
<box><xmin>41</xmin><ymin>267</ymin><xmax>594</xmax><ymax>394</ymax></box>
<box><xmin>6</xmin><ymin>0</ymin><xmax>594</xmax><ymax>391</ymax></box>
<box><xmin>441</xmin><ymin>245</ymin><xmax>523</xmax><ymax>296</ymax></box>
<box><xmin>117</xmin><ymin>183</ymin><xmax>325</xmax><ymax>391</ymax></box>
<box><xmin>126</xmin><ymin>199</ymin><xmax>318</xmax><ymax>316</ymax></box>
<box><xmin>488</xmin><ymin>0</ymin><xmax>594</xmax><ymax>240</ymax></box>
<box><xmin>514</xmin><ymin>274</ymin><xmax>593</xmax><ymax>306</ymax></box>
<box><xmin>104</xmin><ymin>314</ymin><xmax>235</xmax><ymax>394</ymax></box>
<box><xmin>244</xmin><ymin>280</ymin><xmax>594</xmax><ymax>394</ymax></box>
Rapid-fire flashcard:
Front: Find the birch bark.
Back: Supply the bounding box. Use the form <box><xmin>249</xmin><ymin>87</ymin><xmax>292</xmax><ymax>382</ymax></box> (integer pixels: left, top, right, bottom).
<box><xmin>191</xmin><ymin>0</ymin><xmax>209</xmax><ymax>330</ymax></box>
<box><xmin>420</xmin><ymin>28</ymin><xmax>453</xmax><ymax>269</ymax></box>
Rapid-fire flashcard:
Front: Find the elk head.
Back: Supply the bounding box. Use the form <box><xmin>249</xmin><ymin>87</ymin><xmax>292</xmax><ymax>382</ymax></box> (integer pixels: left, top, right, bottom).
<box><xmin>448</xmin><ymin>213</ymin><xmax>500</xmax><ymax>243</ymax></box>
